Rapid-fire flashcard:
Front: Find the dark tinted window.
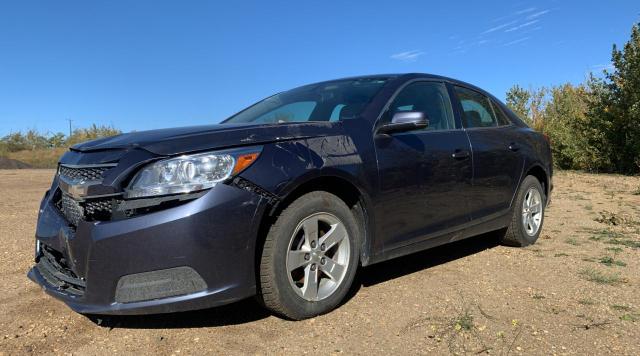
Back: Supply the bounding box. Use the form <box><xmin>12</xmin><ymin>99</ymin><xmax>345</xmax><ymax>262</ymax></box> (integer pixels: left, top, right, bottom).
<box><xmin>252</xmin><ymin>101</ymin><xmax>317</xmax><ymax>123</ymax></box>
<box><xmin>224</xmin><ymin>78</ymin><xmax>389</xmax><ymax>124</ymax></box>
<box><xmin>329</xmin><ymin>104</ymin><xmax>347</xmax><ymax>122</ymax></box>
<box><xmin>491</xmin><ymin>100</ymin><xmax>512</xmax><ymax>126</ymax></box>
<box><xmin>384</xmin><ymin>82</ymin><xmax>455</xmax><ymax>131</ymax></box>
<box><xmin>454</xmin><ymin>86</ymin><xmax>497</xmax><ymax>128</ymax></box>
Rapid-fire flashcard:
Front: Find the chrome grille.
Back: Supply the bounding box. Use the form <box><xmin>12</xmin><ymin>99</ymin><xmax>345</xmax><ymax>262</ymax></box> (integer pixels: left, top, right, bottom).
<box><xmin>59</xmin><ymin>165</ymin><xmax>112</xmax><ymax>182</ymax></box>
<box><xmin>55</xmin><ymin>163</ymin><xmax>117</xmax><ymax>225</ymax></box>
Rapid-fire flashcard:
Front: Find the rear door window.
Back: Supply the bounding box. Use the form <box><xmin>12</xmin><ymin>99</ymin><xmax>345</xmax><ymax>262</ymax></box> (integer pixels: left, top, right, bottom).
<box><xmin>454</xmin><ymin>86</ymin><xmax>498</xmax><ymax>128</ymax></box>
<box><xmin>491</xmin><ymin>100</ymin><xmax>513</xmax><ymax>126</ymax></box>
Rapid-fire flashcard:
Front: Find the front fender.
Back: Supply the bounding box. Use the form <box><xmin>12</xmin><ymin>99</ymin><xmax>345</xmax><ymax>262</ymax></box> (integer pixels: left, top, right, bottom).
<box><xmin>238</xmin><ymin>136</ymin><xmax>377</xmax><ymax>265</ymax></box>
<box><xmin>239</xmin><ymin>136</ymin><xmax>371</xmax><ymax>199</ymax></box>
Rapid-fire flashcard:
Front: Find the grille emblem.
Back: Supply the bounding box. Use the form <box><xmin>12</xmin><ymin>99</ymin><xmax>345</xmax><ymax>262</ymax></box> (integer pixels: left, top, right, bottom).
<box><xmin>57</xmin><ymin>164</ymin><xmax>115</xmax><ymax>199</ymax></box>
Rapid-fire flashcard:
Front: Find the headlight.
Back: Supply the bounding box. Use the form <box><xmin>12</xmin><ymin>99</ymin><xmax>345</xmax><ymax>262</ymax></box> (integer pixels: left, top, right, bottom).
<box><xmin>125</xmin><ymin>147</ymin><xmax>261</xmax><ymax>199</ymax></box>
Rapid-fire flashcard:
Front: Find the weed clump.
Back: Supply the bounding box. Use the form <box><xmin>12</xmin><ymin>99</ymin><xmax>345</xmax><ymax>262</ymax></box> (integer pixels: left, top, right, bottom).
<box><xmin>579</xmin><ymin>268</ymin><xmax>621</xmax><ymax>285</ymax></box>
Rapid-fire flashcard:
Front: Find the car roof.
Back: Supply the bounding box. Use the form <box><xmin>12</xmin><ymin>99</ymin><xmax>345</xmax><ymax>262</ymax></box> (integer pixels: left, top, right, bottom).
<box><xmin>310</xmin><ymin>73</ymin><xmax>494</xmax><ymax>99</ymax></box>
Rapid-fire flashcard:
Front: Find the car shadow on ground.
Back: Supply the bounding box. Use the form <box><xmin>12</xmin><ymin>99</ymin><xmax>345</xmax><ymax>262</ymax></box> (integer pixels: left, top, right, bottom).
<box><xmin>90</xmin><ymin>231</ymin><xmax>502</xmax><ymax>329</ymax></box>
<box><xmin>358</xmin><ymin>231</ymin><xmax>502</xmax><ymax>287</ymax></box>
<box><xmin>87</xmin><ymin>298</ymin><xmax>271</xmax><ymax>329</ymax></box>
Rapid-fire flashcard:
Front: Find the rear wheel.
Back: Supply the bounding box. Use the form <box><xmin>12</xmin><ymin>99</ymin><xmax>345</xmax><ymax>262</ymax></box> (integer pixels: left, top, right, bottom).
<box><xmin>258</xmin><ymin>191</ymin><xmax>360</xmax><ymax>320</ymax></box>
<box><xmin>500</xmin><ymin>175</ymin><xmax>545</xmax><ymax>247</ymax></box>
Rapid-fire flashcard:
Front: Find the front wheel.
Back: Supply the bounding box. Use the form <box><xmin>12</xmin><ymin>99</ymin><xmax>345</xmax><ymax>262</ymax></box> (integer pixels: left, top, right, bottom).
<box><xmin>500</xmin><ymin>175</ymin><xmax>546</xmax><ymax>247</ymax></box>
<box><xmin>258</xmin><ymin>191</ymin><xmax>360</xmax><ymax>320</ymax></box>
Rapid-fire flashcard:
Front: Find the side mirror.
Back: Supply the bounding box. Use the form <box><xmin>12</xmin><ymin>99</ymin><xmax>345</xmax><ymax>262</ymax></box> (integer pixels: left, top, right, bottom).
<box><xmin>378</xmin><ymin>111</ymin><xmax>429</xmax><ymax>134</ymax></box>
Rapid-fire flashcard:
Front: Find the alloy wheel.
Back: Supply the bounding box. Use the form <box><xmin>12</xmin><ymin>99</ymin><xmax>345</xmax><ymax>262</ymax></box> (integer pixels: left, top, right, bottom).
<box><xmin>286</xmin><ymin>212</ymin><xmax>350</xmax><ymax>301</ymax></box>
<box><xmin>521</xmin><ymin>187</ymin><xmax>543</xmax><ymax>236</ymax></box>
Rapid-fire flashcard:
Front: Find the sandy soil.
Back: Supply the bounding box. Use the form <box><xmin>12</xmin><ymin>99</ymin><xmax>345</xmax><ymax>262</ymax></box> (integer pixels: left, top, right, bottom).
<box><xmin>0</xmin><ymin>169</ymin><xmax>638</xmax><ymax>355</ymax></box>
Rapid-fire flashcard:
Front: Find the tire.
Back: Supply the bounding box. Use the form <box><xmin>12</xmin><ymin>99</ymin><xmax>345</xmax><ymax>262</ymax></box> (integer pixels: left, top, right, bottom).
<box><xmin>500</xmin><ymin>175</ymin><xmax>546</xmax><ymax>247</ymax></box>
<box><xmin>258</xmin><ymin>191</ymin><xmax>360</xmax><ymax>320</ymax></box>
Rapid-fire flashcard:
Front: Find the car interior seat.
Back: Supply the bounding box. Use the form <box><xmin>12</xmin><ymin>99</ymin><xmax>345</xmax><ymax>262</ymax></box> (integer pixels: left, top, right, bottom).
<box><xmin>465</xmin><ymin>110</ymin><xmax>483</xmax><ymax>127</ymax></box>
<box><xmin>339</xmin><ymin>104</ymin><xmax>366</xmax><ymax>120</ymax></box>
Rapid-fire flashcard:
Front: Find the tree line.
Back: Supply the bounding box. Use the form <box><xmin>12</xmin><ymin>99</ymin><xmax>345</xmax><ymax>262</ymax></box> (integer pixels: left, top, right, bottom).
<box><xmin>0</xmin><ymin>124</ymin><xmax>121</xmax><ymax>156</ymax></box>
<box><xmin>505</xmin><ymin>24</ymin><xmax>640</xmax><ymax>175</ymax></box>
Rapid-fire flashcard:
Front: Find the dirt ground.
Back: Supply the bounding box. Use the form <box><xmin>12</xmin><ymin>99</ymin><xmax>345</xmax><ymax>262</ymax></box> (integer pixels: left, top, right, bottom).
<box><xmin>0</xmin><ymin>169</ymin><xmax>638</xmax><ymax>355</ymax></box>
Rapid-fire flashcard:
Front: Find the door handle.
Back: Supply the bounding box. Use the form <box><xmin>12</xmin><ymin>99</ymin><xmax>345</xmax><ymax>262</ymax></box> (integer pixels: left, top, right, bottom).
<box><xmin>451</xmin><ymin>149</ymin><xmax>470</xmax><ymax>160</ymax></box>
<box><xmin>508</xmin><ymin>142</ymin><xmax>520</xmax><ymax>152</ymax></box>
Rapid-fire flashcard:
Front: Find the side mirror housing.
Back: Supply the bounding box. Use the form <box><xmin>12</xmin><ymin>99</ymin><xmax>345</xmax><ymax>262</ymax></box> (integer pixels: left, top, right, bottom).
<box><xmin>378</xmin><ymin>111</ymin><xmax>429</xmax><ymax>134</ymax></box>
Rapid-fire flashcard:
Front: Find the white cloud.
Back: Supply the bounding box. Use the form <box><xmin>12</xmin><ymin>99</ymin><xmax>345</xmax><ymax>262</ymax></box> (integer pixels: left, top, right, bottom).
<box><xmin>515</xmin><ymin>7</ymin><xmax>537</xmax><ymax>15</ymax></box>
<box><xmin>491</xmin><ymin>8</ymin><xmax>535</xmax><ymax>23</ymax></box>
<box><xmin>505</xmin><ymin>20</ymin><xmax>540</xmax><ymax>32</ymax></box>
<box><xmin>390</xmin><ymin>50</ymin><xmax>424</xmax><ymax>62</ymax></box>
<box><xmin>482</xmin><ymin>20</ymin><xmax>518</xmax><ymax>34</ymax></box>
<box><xmin>527</xmin><ymin>10</ymin><xmax>550</xmax><ymax>19</ymax></box>
<box><xmin>503</xmin><ymin>37</ymin><xmax>532</xmax><ymax>46</ymax></box>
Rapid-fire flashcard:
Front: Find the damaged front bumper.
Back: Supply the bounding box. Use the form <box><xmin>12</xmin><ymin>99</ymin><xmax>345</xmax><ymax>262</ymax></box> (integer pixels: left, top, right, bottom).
<box><xmin>28</xmin><ymin>182</ymin><xmax>267</xmax><ymax>315</ymax></box>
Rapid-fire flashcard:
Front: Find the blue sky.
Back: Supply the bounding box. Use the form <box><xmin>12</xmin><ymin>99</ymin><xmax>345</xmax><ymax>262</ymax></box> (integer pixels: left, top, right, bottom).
<box><xmin>0</xmin><ymin>0</ymin><xmax>637</xmax><ymax>136</ymax></box>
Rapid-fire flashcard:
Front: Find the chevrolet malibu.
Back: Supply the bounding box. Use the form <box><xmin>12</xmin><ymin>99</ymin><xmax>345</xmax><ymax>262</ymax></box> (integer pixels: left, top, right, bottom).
<box><xmin>29</xmin><ymin>73</ymin><xmax>552</xmax><ymax>320</ymax></box>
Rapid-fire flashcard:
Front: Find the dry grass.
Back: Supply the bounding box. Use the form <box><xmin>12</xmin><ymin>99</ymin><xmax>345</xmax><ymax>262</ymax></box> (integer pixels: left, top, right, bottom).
<box><xmin>6</xmin><ymin>148</ymin><xmax>66</xmax><ymax>168</ymax></box>
<box><xmin>579</xmin><ymin>267</ymin><xmax>622</xmax><ymax>285</ymax></box>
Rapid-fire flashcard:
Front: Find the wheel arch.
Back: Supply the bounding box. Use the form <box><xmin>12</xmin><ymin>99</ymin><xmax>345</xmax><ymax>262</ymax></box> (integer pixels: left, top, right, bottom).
<box><xmin>524</xmin><ymin>164</ymin><xmax>550</xmax><ymax>199</ymax></box>
<box><xmin>255</xmin><ymin>173</ymin><xmax>374</xmax><ymax>271</ymax></box>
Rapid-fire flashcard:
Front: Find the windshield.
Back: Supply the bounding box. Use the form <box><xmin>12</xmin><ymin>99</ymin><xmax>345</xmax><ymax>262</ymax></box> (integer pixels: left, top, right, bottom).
<box><xmin>223</xmin><ymin>77</ymin><xmax>390</xmax><ymax>124</ymax></box>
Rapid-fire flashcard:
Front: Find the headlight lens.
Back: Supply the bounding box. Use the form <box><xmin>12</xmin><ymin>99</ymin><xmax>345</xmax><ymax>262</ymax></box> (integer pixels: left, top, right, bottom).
<box><xmin>125</xmin><ymin>148</ymin><xmax>260</xmax><ymax>199</ymax></box>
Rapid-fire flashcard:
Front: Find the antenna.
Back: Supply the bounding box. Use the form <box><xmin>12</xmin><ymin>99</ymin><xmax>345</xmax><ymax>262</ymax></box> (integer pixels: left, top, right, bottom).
<box><xmin>67</xmin><ymin>119</ymin><xmax>73</xmax><ymax>137</ymax></box>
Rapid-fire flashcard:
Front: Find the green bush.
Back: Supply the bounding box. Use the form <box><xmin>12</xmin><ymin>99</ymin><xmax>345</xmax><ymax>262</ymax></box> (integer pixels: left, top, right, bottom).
<box><xmin>506</xmin><ymin>23</ymin><xmax>640</xmax><ymax>174</ymax></box>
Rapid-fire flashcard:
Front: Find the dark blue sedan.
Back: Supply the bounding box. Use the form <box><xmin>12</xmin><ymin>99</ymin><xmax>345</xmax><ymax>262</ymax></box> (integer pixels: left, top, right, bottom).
<box><xmin>29</xmin><ymin>73</ymin><xmax>552</xmax><ymax>320</ymax></box>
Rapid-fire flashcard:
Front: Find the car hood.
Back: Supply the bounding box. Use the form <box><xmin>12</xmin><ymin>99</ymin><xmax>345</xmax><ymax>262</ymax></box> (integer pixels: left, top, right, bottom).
<box><xmin>71</xmin><ymin>122</ymin><xmax>336</xmax><ymax>156</ymax></box>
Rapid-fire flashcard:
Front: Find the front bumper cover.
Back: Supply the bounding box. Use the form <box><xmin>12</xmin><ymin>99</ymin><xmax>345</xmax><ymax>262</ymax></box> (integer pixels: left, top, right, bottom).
<box><xmin>28</xmin><ymin>183</ymin><xmax>267</xmax><ymax>315</ymax></box>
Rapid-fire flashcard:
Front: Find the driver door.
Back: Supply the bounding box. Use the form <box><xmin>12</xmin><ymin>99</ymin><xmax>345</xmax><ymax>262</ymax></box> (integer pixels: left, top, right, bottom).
<box><xmin>374</xmin><ymin>81</ymin><xmax>473</xmax><ymax>251</ymax></box>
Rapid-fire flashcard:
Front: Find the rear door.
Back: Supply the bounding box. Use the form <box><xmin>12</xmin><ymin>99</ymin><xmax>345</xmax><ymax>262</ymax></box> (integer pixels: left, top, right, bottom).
<box><xmin>374</xmin><ymin>81</ymin><xmax>473</xmax><ymax>251</ymax></box>
<box><xmin>451</xmin><ymin>85</ymin><xmax>524</xmax><ymax>220</ymax></box>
